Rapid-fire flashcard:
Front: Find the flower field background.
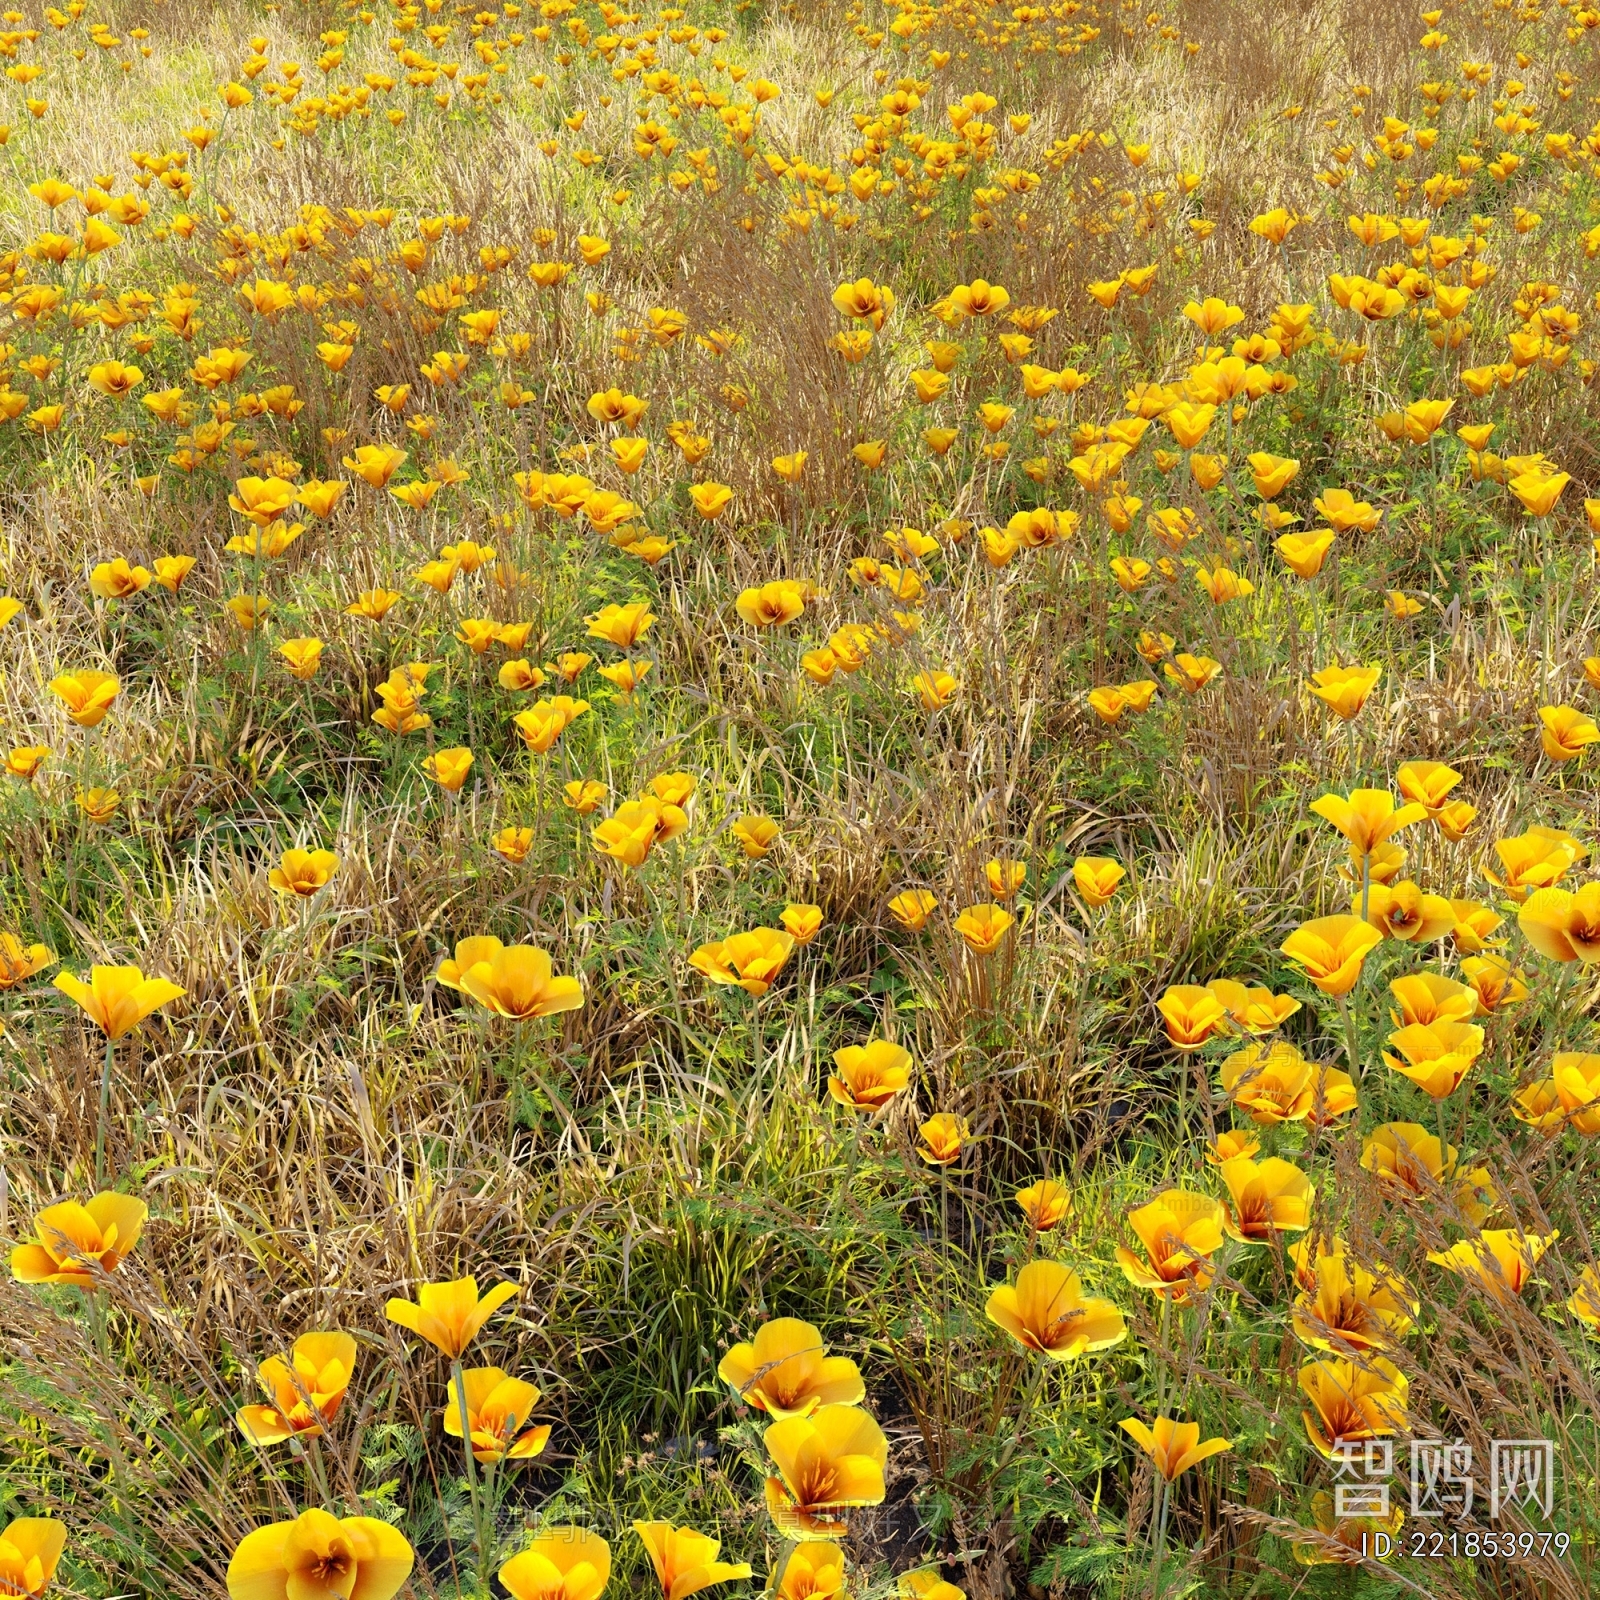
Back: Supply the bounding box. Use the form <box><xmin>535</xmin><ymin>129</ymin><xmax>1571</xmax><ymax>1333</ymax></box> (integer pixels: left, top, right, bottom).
<box><xmin>1</xmin><ymin>0</ymin><xmax>1600</xmax><ymax>1591</ymax></box>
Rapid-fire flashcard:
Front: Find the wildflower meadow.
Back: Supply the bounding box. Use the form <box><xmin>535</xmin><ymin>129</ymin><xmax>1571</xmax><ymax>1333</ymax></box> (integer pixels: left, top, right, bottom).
<box><xmin>0</xmin><ymin>0</ymin><xmax>1599</xmax><ymax>1592</ymax></box>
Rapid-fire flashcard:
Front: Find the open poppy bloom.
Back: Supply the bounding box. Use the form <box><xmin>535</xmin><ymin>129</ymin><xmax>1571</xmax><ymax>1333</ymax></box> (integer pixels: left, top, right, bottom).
<box><xmin>444</xmin><ymin>1367</ymin><xmax>551</xmax><ymax>1462</ymax></box>
<box><xmin>986</xmin><ymin>1259</ymin><xmax>1127</xmax><ymax>1361</ymax></box>
<box><xmin>457</xmin><ymin>945</ymin><xmax>584</xmax><ymax>1020</ymax></box>
<box><xmin>774</xmin><ymin>1543</ymin><xmax>847</xmax><ymax>1600</ymax></box>
<box><xmin>385</xmin><ymin>1276</ymin><xmax>519</xmax><ymax>1359</ymax></box>
<box><xmin>762</xmin><ymin>1404</ymin><xmax>888</xmax><ymax>1536</ymax></box>
<box><xmin>917</xmin><ymin>1113</ymin><xmax>969</xmax><ymax>1165</ymax></box>
<box><xmin>717</xmin><ymin>1318</ymin><xmax>865</xmax><ymax>1419</ymax></box>
<box><xmin>688</xmin><ymin>929</ymin><xmax>795</xmax><ymax>996</ymax></box>
<box><xmin>237</xmin><ymin>1332</ymin><xmax>357</xmax><ymax>1445</ymax></box>
<box><xmin>1427</xmin><ymin>1229</ymin><xmax>1559</xmax><ymax>1302</ymax></box>
<box><xmin>53</xmin><ymin>965</ymin><xmax>185</xmax><ymax>1040</ymax></box>
<box><xmin>632</xmin><ymin>1523</ymin><xmax>751</xmax><ymax>1600</ymax></box>
<box><xmin>1115</xmin><ymin>1190</ymin><xmax>1224</xmax><ymax>1301</ymax></box>
<box><xmin>0</xmin><ymin>935</ymin><xmax>54</xmax><ymax>990</ymax></box>
<box><xmin>499</xmin><ymin>1531</ymin><xmax>611</xmax><ymax>1600</ymax></box>
<box><xmin>1219</xmin><ymin>1155</ymin><xmax>1313</xmax><ymax>1241</ymax></box>
<box><xmin>11</xmin><ymin>1193</ymin><xmax>148</xmax><ymax>1288</ymax></box>
<box><xmin>0</xmin><ymin>1517</ymin><xmax>66</xmax><ymax>1599</ymax></box>
<box><xmin>1119</xmin><ymin>1417</ymin><xmax>1231</xmax><ymax>1481</ymax></box>
<box><xmin>1291</xmin><ymin>1248</ymin><xmax>1416</xmax><ymax>1353</ymax></box>
<box><xmin>1298</xmin><ymin>1357</ymin><xmax>1408</xmax><ymax>1456</ymax></box>
<box><xmin>268</xmin><ymin>848</ymin><xmax>339</xmax><ymax>897</ymax></box>
<box><xmin>828</xmin><ymin>1039</ymin><xmax>911</xmax><ymax>1111</ymax></box>
<box><xmin>227</xmin><ymin>1510</ymin><xmax>413</xmax><ymax>1600</ymax></box>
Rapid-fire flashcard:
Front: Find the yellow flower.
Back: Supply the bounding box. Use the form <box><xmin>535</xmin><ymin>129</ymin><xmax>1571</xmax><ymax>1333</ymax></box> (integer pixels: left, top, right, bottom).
<box><xmin>48</xmin><ymin>668</ymin><xmax>120</xmax><ymax>727</ymax></box>
<box><xmin>444</xmin><ymin>1367</ymin><xmax>550</xmax><ymax>1462</ymax></box>
<box><xmin>731</xmin><ymin>813</ymin><xmax>780</xmax><ymax>857</ymax></box>
<box><xmin>10</xmin><ymin>1192</ymin><xmax>148</xmax><ymax>1287</ymax></box>
<box><xmin>593</xmin><ymin>799</ymin><xmax>685</xmax><ymax>867</ymax></box>
<box><xmin>1382</xmin><ymin>1020</ymin><xmax>1483</xmax><ymax>1098</ymax></box>
<box><xmin>1308</xmin><ymin>664</ymin><xmax>1380</xmax><ymax>720</ymax></box>
<box><xmin>771</xmin><ymin>451</ymin><xmax>808</xmax><ymax>482</ymax></box>
<box><xmin>1549</xmin><ymin>1051</ymin><xmax>1600</xmax><ymax>1133</ymax></box>
<box><xmin>89</xmin><ymin>557</ymin><xmax>152</xmax><ymax>599</ymax></box>
<box><xmin>0</xmin><ymin>934</ymin><xmax>54</xmax><ymax>991</ymax></box>
<box><xmin>736</xmin><ymin>581</ymin><xmax>807</xmax><ymax>627</ymax></box>
<box><xmin>1219</xmin><ymin>1040</ymin><xmax>1316</xmax><ymax>1124</ymax></box>
<box><xmin>1291</xmin><ymin>1248</ymin><xmax>1416</xmax><ymax>1353</ymax></box>
<box><xmin>1119</xmin><ymin>1417</ymin><xmax>1231</xmax><ymax>1481</ymax></box>
<box><xmin>1518</xmin><ymin>884</ymin><xmax>1600</xmax><ymax>963</ymax></box>
<box><xmin>775</xmin><ymin>1545</ymin><xmax>847</xmax><ymax>1600</ymax></box>
<box><xmin>586</xmin><ymin>601</ymin><xmax>656</xmax><ymax>648</ymax></box>
<box><xmin>1279</xmin><ymin>915</ymin><xmax>1382</xmax><ymax>996</ymax></box>
<box><xmin>1291</xmin><ymin>1490</ymin><xmax>1404</xmax><ymax>1567</ymax></box>
<box><xmin>0</xmin><ymin>1519</ymin><xmax>65</xmax><ymax>1600</ymax></box>
<box><xmin>1219</xmin><ymin>1155</ymin><xmax>1314</xmax><ymax>1241</ymax></box>
<box><xmin>491</xmin><ymin>827</ymin><xmax>536</xmax><ymax>865</ymax></box>
<box><xmin>1205</xmin><ymin>979</ymin><xmax>1300</xmax><ymax>1034</ymax></box>
<box><xmin>278</xmin><ymin>638</ymin><xmax>323</xmax><ymax>680</ymax></box>
<box><xmin>1509</xmin><ymin>466</ymin><xmax>1570</xmax><ymax>517</ymax></box>
<box><xmin>268</xmin><ymin>848</ymin><xmax>339</xmax><ymax>897</ymax></box>
<box><xmin>1568</xmin><ymin>1264</ymin><xmax>1600</xmax><ymax>1331</ymax></box>
<box><xmin>1485</xmin><ymin>826</ymin><xmax>1585</xmax><ymax>902</ymax></box>
<box><xmin>53</xmin><ymin>964</ymin><xmax>184</xmax><ymax>1040</ymax></box>
<box><xmin>1359</xmin><ymin>881</ymin><xmax>1456</xmax><ymax>942</ymax></box>
<box><xmin>1014</xmin><ymin>1178</ymin><xmax>1072</xmax><ymax>1231</ymax></box>
<box><xmin>887</xmin><ymin>890</ymin><xmax>937</xmax><ymax>931</ymax></box>
<box><xmin>1116</xmin><ymin>1190</ymin><xmax>1224</xmax><ymax>1301</ymax></box>
<box><xmin>688</xmin><ymin>482</ymin><xmax>733</xmax><ymax>520</ymax></box>
<box><xmin>913</xmin><ymin>670</ymin><xmax>959</xmax><ymax>710</ymax></box>
<box><xmin>633</xmin><ymin>1523</ymin><xmax>752</xmax><ymax>1600</ymax></box>
<box><xmin>424</xmin><ymin>747</ymin><xmax>475</xmax><ymax>793</ymax></box>
<box><xmin>917</xmin><ymin>1112</ymin><xmax>969</xmax><ymax>1165</ymax></box>
<box><xmin>563</xmin><ymin>780</ymin><xmax>609</xmax><ymax>815</ymax></box>
<box><xmin>1539</xmin><ymin>705</ymin><xmax>1600</xmax><ymax>762</ymax></box>
<box><xmin>1388</xmin><ymin>972</ymin><xmax>1475</xmax><ymax>1027</ymax></box>
<box><xmin>1155</xmin><ymin>985</ymin><xmax>1229</xmax><ymax>1051</ymax></box>
<box><xmin>763</xmin><ymin>1404</ymin><xmax>887</xmax><ymax>1537</ymax></box>
<box><xmin>237</xmin><ymin>1331</ymin><xmax>357</xmax><ymax>1445</ymax></box>
<box><xmin>458</xmin><ymin>946</ymin><xmax>584</xmax><ymax>1020</ymax></box>
<box><xmin>342</xmin><ymin>443</ymin><xmax>407</xmax><ymax>488</ymax></box>
<box><xmin>688</xmin><ymin>928</ymin><xmax>795</xmax><ymax>996</ymax></box>
<box><xmin>512</xmin><ymin>696</ymin><xmax>590</xmax><ymax>753</ymax></box>
<box><xmin>74</xmin><ymin>787</ymin><xmax>121</xmax><ymax>824</ymax></box>
<box><xmin>227</xmin><ymin>1511</ymin><xmax>413</xmax><ymax>1600</ymax></box>
<box><xmin>1274</xmin><ymin>529</ymin><xmax>1334</xmax><ymax>577</ymax></box>
<box><xmin>226</xmin><ymin>595</ymin><xmax>270</xmax><ymax>630</ymax></box>
<box><xmin>1299</xmin><ymin>1356</ymin><xmax>1408</xmax><ymax>1456</ymax></box>
<box><xmin>780</xmin><ymin>904</ymin><xmax>823</xmax><ymax>944</ymax></box>
<box><xmin>347</xmin><ymin>589</ymin><xmax>403</xmax><ymax>622</ymax></box>
<box><xmin>986</xmin><ymin>1259</ymin><xmax>1127</xmax><ymax>1361</ymax></box>
<box><xmin>828</xmin><ymin>1038</ymin><xmax>912</xmax><ymax>1111</ymax></box>
<box><xmin>385</xmin><ymin>1276</ymin><xmax>519</xmax><ymax>1359</ymax></box>
<box><xmin>1427</xmin><ymin>1229</ymin><xmax>1559</xmax><ymax>1302</ymax></box>
<box><xmin>953</xmin><ymin>903</ymin><xmax>1013</xmax><ymax>954</ymax></box>
<box><xmin>717</xmin><ymin>1318</ymin><xmax>865</xmax><ymax>1419</ymax></box>
<box><xmin>500</xmin><ymin>1531</ymin><xmax>611</xmax><ymax>1600</ymax></box>
<box><xmin>1073</xmin><ymin>857</ymin><xmax>1125</xmax><ymax>908</ymax></box>
<box><xmin>1309</xmin><ymin>788</ymin><xmax>1427</xmax><ymax>856</ymax></box>
<box><xmin>985</xmin><ymin>859</ymin><xmax>1027</xmax><ymax>899</ymax></box>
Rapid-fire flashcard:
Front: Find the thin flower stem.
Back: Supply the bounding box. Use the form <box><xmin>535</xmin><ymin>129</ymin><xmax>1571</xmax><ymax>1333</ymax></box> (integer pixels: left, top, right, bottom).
<box><xmin>1336</xmin><ymin>993</ymin><xmax>1362</xmax><ymax>1088</ymax></box>
<box><xmin>1150</xmin><ymin>1478</ymin><xmax>1171</xmax><ymax>1597</ymax></box>
<box><xmin>450</xmin><ymin>1356</ymin><xmax>489</xmax><ymax>1595</ymax></box>
<box><xmin>95</xmin><ymin>1032</ymin><xmax>115</xmax><ymax>1190</ymax></box>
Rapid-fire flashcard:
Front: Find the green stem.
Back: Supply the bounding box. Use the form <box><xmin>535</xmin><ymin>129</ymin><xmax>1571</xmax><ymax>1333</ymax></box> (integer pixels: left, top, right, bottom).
<box><xmin>1336</xmin><ymin>993</ymin><xmax>1362</xmax><ymax>1088</ymax></box>
<box><xmin>95</xmin><ymin>1032</ymin><xmax>115</xmax><ymax>1191</ymax></box>
<box><xmin>450</xmin><ymin>1357</ymin><xmax>489</xmax><ymax>1595</ymax></box>
<box><xmin>1151</xmin><ymin>1478</ymin><xmax>1171</xmax><ymax>1597</ymax></box>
